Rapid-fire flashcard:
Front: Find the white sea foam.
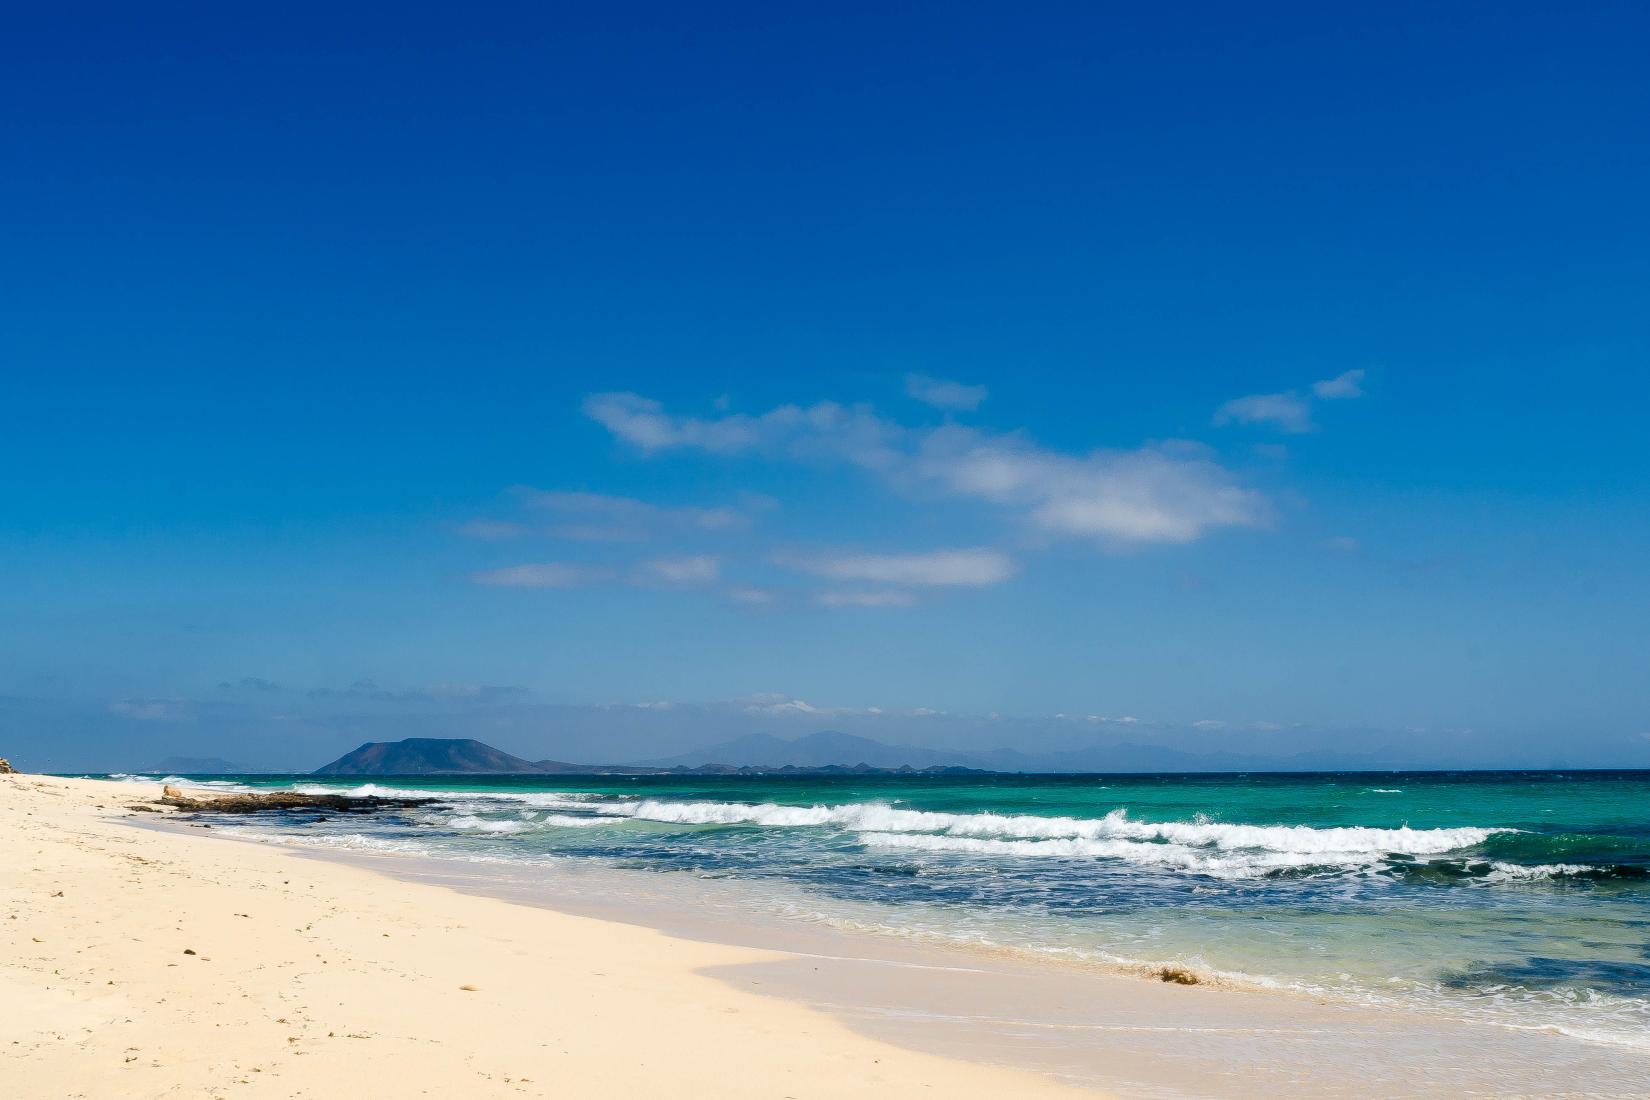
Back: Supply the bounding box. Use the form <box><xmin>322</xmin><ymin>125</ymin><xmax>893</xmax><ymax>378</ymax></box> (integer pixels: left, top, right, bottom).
<box><xmin>292</xmin><ymin>782</ymin><xmax>458</xmax><ymax>799</ymax></box>
<box><xmin>264</xmin><ymin>785</ymin><xmax>1505</xmax><ymax>869</ymax></box>
<box><xmin>857</xmin><ymin>831</ymin><xmax>1414</xmax><ymax>878</ymax></box>
<box><xmin>612</xmin><ymin>800</ymin><xmax>1501</xmax><ymax>857</ymax></box>
<box><xmin>626</xmin><ymin>799</ymin><xmax>836</xmax><ymax>827</ymax></box>
<box><xmin>215</xmin><ymin>827</ymin><xmax>436</xmax><ymax>856</ymax></box>
<box><xmin>538</xmin><ymin>814</ymin><xmax>609</xmax><ymax>828</ymax></box>
<box><xmin>1481</xmin><ymin>862</ymin><xmax>1596</xmax><ymax>882</ymax></box>
<box><xmin>106</xmin><ymin>774</ymin><xmax>253</xmax><ymax>791</ymax></box>
<box><xmin>446</xmin><ymin>815</ymin><xmax>531</xmax><ymax>834</ymax></box>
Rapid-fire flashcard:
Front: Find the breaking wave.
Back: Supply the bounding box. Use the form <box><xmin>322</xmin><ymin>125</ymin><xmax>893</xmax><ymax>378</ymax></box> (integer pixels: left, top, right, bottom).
<box><xmin>105</xmin><ymin>774</ymin><xmax>253</xmax><ymax>791</ymax></box>
<box><xmin>613</xmin><ymin>800</ymin><xmax>1501</xmax><ymax>857</ymax></box>
<box><xmin>164</xmin><ymin>772</ymin><xmax>1650</xmax><ymax>1057</ymax></box>
<box><xmin>283</xmin><ymin>783</ymin><xmax>1509</xmax><ymax>877</ymax></box>
<box><xmin>856</xmin><ymin>831</ymin><xmax>1460</xmax><ymax>878</ymax></box>
<box><xmin>445</xmin><ymin>814</ymin><xmax>531</xmax><ymax>834</ymax></box>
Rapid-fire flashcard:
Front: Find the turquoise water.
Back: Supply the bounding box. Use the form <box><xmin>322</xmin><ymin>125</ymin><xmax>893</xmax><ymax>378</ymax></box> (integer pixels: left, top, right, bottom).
<box><xmin>106</xmin><ymin>770</ymin><xmax>1650</xmax><ymax>1049</ymax></box>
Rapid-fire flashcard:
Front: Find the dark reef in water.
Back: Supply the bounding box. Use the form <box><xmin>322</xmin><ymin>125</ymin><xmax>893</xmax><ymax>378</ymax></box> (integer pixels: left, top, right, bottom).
<box><xmin>157</xmin><ymin>784</ymin><xmax>436</xmax><ymax>814</ymax></box>
<box><xmin>1442</xmin><ymin>957</ymin><xmax>1650</xmax><ymax>996</ymax></box>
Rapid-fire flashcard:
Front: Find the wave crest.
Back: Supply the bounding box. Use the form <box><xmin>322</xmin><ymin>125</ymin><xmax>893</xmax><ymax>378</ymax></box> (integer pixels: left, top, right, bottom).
<box><xmin>617</xmin><ymin>800</ymin><xmax>1501</xmax><ymax>856</ymax></box>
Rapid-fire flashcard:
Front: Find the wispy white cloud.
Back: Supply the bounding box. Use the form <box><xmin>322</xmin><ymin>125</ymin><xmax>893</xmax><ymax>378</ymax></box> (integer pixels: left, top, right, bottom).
<box><xmin>783</xmin><ymin>547</ymin><xmax>1015</xmax><ymax>587</ymax></box>
<box><xmin>916</xmin><ymin>431</ymin><xmax>1265</xmax><ymax>544</ymax></box>
<box><xmin>1216</xmin><ymin>371</ymin><xmax>1367</xmax><ymax>435</ymax></box>
<box><xmin>474</xmin><ymin>555</ymin><xmax>726</xmax><ymax>592</ymax></box>
<box><xmin>583</xmin><ymin>392</ymin><xmax>921</xmax><ymax>473</ymax></box>
<box><xmin>470</xmin><ymin>562</ymin><xmax>609</xmax><ymax>588</ymax></box>
<box><xmin>514</xmin><ymin>488</ymin><xmax>767</xmax><ymax>542</ymax></box>
<box><xmin>815</xmin><ymin>589</ymin><xmax>919</xmax><ymax>608</ymax></box>
<box><xmin>1213</xmin><ymin>391</ymin><xmax>1314</xmax><ymax>433</ymax></box>
<box><xmin>586</xmin><ymin>394</ymin><xmax>1265</xmax><ymax>546</ymax></box>
<box><xmin>1312</xmin><ymin>369</ymin><xmax>1367</xmax><ymax>400</ymax></box>
<box><xmin>905</xmin><ymin>373</ymin><xmax>987</xmax><ymax>412</ymax></box>
<box><xmin>634</xmin><ymin>555</ymin><xmax>721</xmax><ymax>586</ymax></box>
<box><xmin>583</xmin><ymin>392</ymin><xmax>773</xmax><ymax>454</ymax></box>
<box><xmin>740</xmin><ymin>693</ymin><xmax>823</xmax><ymax>715</ymax></box>
<box><xmin>734</xmin><ymin>692</ymin><xmax>898</xmax><ymax>716</ymax></box>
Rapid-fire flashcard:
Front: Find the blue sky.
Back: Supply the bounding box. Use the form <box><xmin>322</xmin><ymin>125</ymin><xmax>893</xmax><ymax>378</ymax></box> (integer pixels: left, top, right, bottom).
<box><xmin>3</xmin><ymin>2</ymin><xmax>1648</xmax><ymax>770</ymax></box>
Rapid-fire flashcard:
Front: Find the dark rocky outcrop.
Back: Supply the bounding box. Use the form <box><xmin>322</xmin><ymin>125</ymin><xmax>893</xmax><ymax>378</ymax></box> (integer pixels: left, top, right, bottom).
<box><xmin>158</xmin><ymin>784</ymin><xmax>435</xmax><ymax>814</ymax></box>
<box><xmin>0</xmin><ymin>757</ymin><xmax>17</xmax><ymax>774</ymax></box>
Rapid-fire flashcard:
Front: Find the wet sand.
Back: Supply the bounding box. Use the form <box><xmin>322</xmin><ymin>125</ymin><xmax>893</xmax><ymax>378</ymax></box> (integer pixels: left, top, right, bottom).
<box><xmin>9</xmin><ymin>773</ymin><xmax>1648</xmax><ymax>1098</ymax></box>
<box><xmin>318</xmin><ymin>843</ymin><xmax>1650</xmax><ymax>1098</ymax></box>
<box><xmin>1</xmin><ymin>774</ymin><xmax>1087</xmax><ymax>1099</ymax></box>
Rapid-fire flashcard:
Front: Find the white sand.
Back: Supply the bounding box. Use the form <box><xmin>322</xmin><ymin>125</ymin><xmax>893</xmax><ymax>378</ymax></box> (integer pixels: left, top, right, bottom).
<box><xmin>2</xmin><ymin>774</ymin><xmax>1091</xmax><ymax>1099</ymax></box>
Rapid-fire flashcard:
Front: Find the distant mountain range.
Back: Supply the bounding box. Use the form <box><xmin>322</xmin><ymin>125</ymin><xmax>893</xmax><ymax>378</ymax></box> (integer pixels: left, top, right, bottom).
<box><xmin>314</xmin><ymin>738</ymin><xmax>595</xmax><ymax>776</ymax></box>
<box><xmin>636</xmin><ymin>730</ymin><xmax>972</xmax><ymax>770</ymax></box>
<box><xmin>313</xmin><ymin>730</ymin><xmax>1413</xmax><ymax>776</ymax></box>
<box><xmin>151</xmin><ymin>755</ymin><xmax>255</xmax><ymax>774</ymax></box>
<box><xmin>313</xmin><ymin>735</ymin><xmax>984</xmax><ymax>777</ymax></box>
<box><xmin>641</xmin><ymin>728</ymin><xmax>1411</xmax><ymax>773</ymax></box>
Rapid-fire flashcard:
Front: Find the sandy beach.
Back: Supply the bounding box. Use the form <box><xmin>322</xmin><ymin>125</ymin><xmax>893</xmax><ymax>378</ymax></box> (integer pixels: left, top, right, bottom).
<box><xmin>2</xmin><ymin>774</ymin><xmax>1085</xmax><ymax>1099</ymax></box>
<box><xmin>8</xmin><ymin>773</ymin><xmax>1650</xmax><ymax>1100</ymax></box>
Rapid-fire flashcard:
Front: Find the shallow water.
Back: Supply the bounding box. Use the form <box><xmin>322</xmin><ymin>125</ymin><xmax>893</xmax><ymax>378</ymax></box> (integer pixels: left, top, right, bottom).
<box><xmin>100</xmin><ymin>769</ymin><xmax>1650</xmax><ymax>1052</ymax></box>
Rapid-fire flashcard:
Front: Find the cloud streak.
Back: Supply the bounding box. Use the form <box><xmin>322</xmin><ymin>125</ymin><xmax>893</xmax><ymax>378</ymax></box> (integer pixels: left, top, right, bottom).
<box><xmin>905</xmin><ymin>373</ymin><xmax>987</xmax><ymax>411</ymax></box>
<box><xmin>635</xmin><ymin>555</ymin><xmax>721</xmax><ymax>586</ymax></box>
<box><xmin>916</xmin><ymin>430</ymin><xmax>1265</xmax><ymax>544</ymax></box>
<box><xmin>512</xmin><ymin>488</ymin><xmax>766</xmax><ymax>542</ymax></box>
<box><xmin>1313</xmin><ymin>369</ymin><xmax>1366</xmax><ymax>399</ymax></box>
<box><xmin>1214</xmin><ymin>391</ymin><xmax>1314</xmax><ymax>433</ymax></box>
<box><xmin>783</xmin><ymin>548</ymin><xmax>1016</xmax><ymax>587</ymax></box>
<box><xmin>583</xmin><ymin>392</ymin><xmax>778</xmax><ymax>454</ymax></box>
<box><xmin>584</xmin><ymin>393</ymin><xmax>1266</xmax><ymax>546</ymax></box>
<box><xmin>108</xmin><ymin>699</ymin><xmax>191</xmax><ymax>721</ymax></box>
<box><xmin>472</xmin><ymin>556</ymin><xmax>728</xmax><ymax>593</ymax></box>
<box><xmin>470</xmin><ymin>562</ymin><xmax>609</xmax><ymax>588</ymax></box>
<box><xmin>1217</xmin><ymin>370</ymin><xmax>1369</xmax><ymax>434</ymax></box>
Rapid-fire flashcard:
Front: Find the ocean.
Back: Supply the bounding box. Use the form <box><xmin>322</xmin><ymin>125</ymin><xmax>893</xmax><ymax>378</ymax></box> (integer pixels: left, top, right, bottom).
<box><xmin>104</xmin><ymin>769</ymin><xmax>1650</xmax><ymax>1052</ymax></box>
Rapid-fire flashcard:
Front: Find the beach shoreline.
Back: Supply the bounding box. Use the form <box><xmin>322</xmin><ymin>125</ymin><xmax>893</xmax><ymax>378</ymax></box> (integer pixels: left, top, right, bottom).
<box><xmin>2</xmin><ymin>774</ymin><xmax>1090</xmax><ymax>1099</ymax></box>
<box><xmin>7</xmin><ymin>774</ymin><xmax>1650</xmax><ymax>1098</ymax></box>
<box><xmin>270</xmin><ymin>825</ymin><xmax>1650</xmax><ymax>1098</ymax></box>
